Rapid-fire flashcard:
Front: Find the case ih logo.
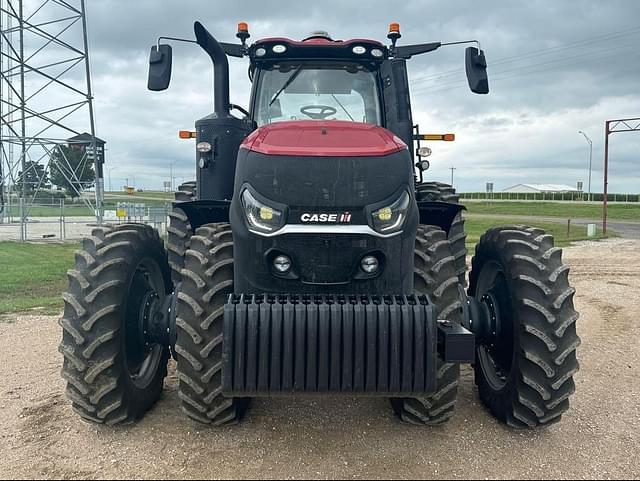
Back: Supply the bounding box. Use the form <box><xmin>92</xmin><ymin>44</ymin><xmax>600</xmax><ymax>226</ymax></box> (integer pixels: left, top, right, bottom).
<box><xmin>300</xmin><ymin>212</ymin><xmax>352</xmax><ymax>224</ymax></box>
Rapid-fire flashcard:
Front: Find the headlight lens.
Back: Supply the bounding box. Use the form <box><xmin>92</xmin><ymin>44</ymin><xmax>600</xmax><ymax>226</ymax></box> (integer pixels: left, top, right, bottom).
<box><xmin>197</xmin><ymin>141</ymin><xmax>212</xmax><ymax>153</ymax></box>
<box><xmin>242</xmin><ymin>189</ymin><xmax>285</xmax><ymax>233</ymax></box>
<box><xmin>371</xmin><ymin>192</ymin><xmax>411</xmax><ymax>234</ymax></box>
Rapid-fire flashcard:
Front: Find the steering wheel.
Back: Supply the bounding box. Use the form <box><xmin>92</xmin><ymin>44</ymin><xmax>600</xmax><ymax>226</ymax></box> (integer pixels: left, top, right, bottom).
<box><xmin>300</xmin><ymin>105</ymin><xmax>338</xmax><ymax>120</ymax></box>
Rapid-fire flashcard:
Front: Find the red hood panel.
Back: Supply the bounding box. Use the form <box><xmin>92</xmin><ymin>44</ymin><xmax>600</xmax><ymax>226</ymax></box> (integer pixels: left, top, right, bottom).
<box><xmin>241</xmin><ymin>121</ymin><xmax>407</xmax><ymax>157</ymax></box>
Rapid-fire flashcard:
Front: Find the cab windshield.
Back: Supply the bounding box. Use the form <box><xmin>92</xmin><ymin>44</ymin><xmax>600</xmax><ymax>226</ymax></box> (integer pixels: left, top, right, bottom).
<box><xmin>254</xmin><ymin>62</ymin><xmax>382</xmax><ymax>127</ymax></box>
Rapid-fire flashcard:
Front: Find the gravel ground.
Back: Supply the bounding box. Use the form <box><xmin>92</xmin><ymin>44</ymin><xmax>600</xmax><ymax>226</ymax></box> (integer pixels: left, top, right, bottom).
<box><xmin>0</xmin><ymin>238</ymin><xmax>639</xmax><ymax>480</ymax></box>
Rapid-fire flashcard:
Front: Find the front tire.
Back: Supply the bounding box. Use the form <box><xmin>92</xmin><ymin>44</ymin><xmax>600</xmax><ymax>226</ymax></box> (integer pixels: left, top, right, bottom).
<box><xmin>416</xmin><ymin>182</ymin><xmax>467</xmax><ymax>286</ymax></box>
<box><xmin>391</xmin><ymin>225</ymin><xmax>465</xmax><ymax>425</ymax></box>
<box><xmin>175</xmin><ymin>223</ymin><xmax>249</xmax><ymax>425</ymax></box>
<box><xmin>469</xmin><ymin>226</ymin><xmax>581</xmax><ymax>428</ymax></box>
<box><xmin>167</xmin><ymin>181</ymin><xmax>196</xmax><ymax>285</ymax></box>
<box><xmin>59</xmin><ymin>224</ymin><xmax>172</xmax><ymax>425</ymax></box>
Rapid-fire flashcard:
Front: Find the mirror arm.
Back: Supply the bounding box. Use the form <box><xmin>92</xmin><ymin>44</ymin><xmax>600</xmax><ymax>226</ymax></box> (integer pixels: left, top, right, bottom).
<box><xmin>391</xmin><ymin>40</ymin><xmax>481</xmax><ymax>59</ymax></box>
<box><xmin>156</xmin><ymin>36</ymin><xmax>247</xmax><ymax>59</ymax></box>
<box><xmin>441</xmin><ymin>39</ymin><xmax>482</xmax><ymax>51</ymax></box>
<box><xmin>156</xmin><ymin>36</ymin><xmax>198</xmax><ymax>48</ymax></box>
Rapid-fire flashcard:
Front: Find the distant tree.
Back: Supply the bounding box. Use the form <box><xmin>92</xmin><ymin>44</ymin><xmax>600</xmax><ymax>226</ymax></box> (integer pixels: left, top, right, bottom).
<box><xmin>17</xmin><ymin>161</ymin><xmax>49</xmax><ymax>193</ymax></box>
<box><xmin>50</xmin><ymin>145</ymin><xmax>95</xmax><ymax>198</ymax></box>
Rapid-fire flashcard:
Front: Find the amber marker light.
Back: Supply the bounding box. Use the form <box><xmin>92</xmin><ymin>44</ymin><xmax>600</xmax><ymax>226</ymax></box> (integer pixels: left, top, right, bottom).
<box><xmin>179</xmin><ymin>131</ymin><xmax>197</xmax><ymax>139</ymax></box>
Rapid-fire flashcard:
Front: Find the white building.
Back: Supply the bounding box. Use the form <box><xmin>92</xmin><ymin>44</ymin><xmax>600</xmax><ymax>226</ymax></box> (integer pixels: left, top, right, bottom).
<box><xmin>502</xmin><ymin>183</ymin><xmax>580</xmax><ymax>194</ymax></box>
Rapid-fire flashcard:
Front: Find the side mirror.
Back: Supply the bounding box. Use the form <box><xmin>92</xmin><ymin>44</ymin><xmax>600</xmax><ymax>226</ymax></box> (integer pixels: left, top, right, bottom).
<box><xmin>465</xmin><ymin>47</ymin><xmax>489</xmax><ymax>95</ymax></box>
<box><xmin>148</xmin><ymin>44</ymin><xmax>173</xmax><ymax>91</ymax></box>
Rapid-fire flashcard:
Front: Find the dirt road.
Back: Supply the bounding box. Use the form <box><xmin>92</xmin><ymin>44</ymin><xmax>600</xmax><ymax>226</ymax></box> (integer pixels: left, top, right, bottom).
<box><xmin>1</xmin><ymin>238</ymin><xmax>639</xmax><ymax>480</ymax></box>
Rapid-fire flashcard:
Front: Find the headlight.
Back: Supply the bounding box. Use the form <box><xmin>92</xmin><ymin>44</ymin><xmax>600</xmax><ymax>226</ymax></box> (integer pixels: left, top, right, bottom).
<box><xmin>371</xmin><ymin>191</ymin><xmax>411</xmax><ymax>234</ymax></box>
<box><xmin>197</xmin><ymin>141</ymin><xmax>212</xmax><ymax>153</ymax></box>
<box><xmin>242</xmin><ymin>189</ymin><xmax>285</xmax><ymax>233</ymax></box>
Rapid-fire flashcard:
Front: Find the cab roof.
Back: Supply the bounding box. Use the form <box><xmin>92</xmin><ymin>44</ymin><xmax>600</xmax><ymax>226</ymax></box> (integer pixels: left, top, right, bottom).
<box><xmin>249</xmin><ymin>37</ymin><xmax>388</xmax><ymax>64</ymax></box>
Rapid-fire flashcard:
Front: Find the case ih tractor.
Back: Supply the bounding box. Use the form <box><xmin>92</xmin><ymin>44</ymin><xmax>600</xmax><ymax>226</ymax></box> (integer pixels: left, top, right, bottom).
<box><xmin>59</xmin><ymin>22</ymin><xmax>580</xmax><ymax>428</ymax></box>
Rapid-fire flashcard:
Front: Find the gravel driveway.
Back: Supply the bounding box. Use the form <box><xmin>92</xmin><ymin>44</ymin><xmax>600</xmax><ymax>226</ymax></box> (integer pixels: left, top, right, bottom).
<box><xmin>0</xmin><ymin>238</ymin><xmax>638</xmax><ymax>480</ymax></box>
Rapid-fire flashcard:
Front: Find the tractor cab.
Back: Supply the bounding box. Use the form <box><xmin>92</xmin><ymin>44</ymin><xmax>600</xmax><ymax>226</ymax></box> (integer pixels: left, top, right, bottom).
<box><xmin>247</xmin><ymin>33</ymin><xmax>386</xmax><ymax>127</ymax></box>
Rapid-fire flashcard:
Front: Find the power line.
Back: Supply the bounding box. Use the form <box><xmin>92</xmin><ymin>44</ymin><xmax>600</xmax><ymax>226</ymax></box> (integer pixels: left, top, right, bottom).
<box><xmin>410</xmin><ymin>25</ymin><xmax>640</xmax><ymax>86</ymax></box>
<box><xmin>413</xmin><ymin>39</ymin><xmax>639</xmax><ymax>93</ymax></box>
<box><xmin>413</xmin><ymin>45</ymin><xmax>640</xmax><ymax>95</ymax></box>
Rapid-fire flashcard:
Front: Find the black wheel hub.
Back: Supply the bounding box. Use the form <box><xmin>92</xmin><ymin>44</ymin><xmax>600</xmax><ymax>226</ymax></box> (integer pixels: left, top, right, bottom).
<box><xmin>470</xmin><ymin>262</ymin><xmax>515</xmax><ymax>390</ymax></box>
<box><xmin>124</xmin><ymin>260</ymin><xmax>168</xmax><ymax>389</ymax></box>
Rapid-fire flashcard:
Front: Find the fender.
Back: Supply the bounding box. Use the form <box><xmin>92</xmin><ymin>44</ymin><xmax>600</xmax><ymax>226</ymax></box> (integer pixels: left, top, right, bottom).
<box><xmin>177</xmin><ymin>200</ymin><xmax>231</xmax><ymax>231</ymax></box>
<box><xmin>417</xmin><ymin>201</ymin><xmax>466</xmax><ymax>235</ymax></box>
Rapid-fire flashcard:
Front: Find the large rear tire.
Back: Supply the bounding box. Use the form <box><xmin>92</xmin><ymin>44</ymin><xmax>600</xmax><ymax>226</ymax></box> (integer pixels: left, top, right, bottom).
<box><xmin>416</xmin><ymin>182</ymin><xmax>467</xmax><ymax>286</ymax></box>
<box><xmin>175</xmin><ymin>223</ymin><xmax>250</xmax><ymax>425</ymax></box>
<box><xmin>167</xmin><ymin>181</ymin><xmax>196</xmax><ymax>285</ymax></box>
<box><xmin>390</xmin><ymin>225</ymin><xmax>465</xmax><ymax>425</ymax></box>
<box><xmin>59</xmin><ymin>224</ymin><xmax>172</xmax><ymax>425</ymax></box>
<box><xmin>469</xmin><ymin>226</ymin><xmax>581</xmax><ymax>428</ymax></box>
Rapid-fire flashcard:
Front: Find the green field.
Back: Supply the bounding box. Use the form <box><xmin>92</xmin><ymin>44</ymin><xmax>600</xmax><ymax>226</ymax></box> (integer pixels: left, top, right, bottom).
<box><xmin>0</xmin><ymin>215</ymin><xmax>607</xmax><ymax>315</ymax></box>
<box><xmin>0</xmin><ymin>242</ymin><xmax>78</xmax><ymax>315</ymax></box>
<box><xmin>465</xmin><ymin>217</ymin><xmax>606</xmax><ymax>248</ymax></box>
<box><xmin>466</xmin><ymin>201</ymin><xmax>640</xmax><ymax>221</ymax></box>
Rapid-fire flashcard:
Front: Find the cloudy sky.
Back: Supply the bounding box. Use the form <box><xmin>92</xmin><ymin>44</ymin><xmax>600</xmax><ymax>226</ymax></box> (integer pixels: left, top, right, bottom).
<box><xmin>14</xmin><ymin>0</ymin><xmax>640</xmax><ymax>193</ymax></box>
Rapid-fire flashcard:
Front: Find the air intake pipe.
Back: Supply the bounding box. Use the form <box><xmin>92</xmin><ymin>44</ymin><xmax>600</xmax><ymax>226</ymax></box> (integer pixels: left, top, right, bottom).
<box><xmin>194</xmin><ymin>21</ymin><xmax>230</xmax><ymax>118</ymax></box>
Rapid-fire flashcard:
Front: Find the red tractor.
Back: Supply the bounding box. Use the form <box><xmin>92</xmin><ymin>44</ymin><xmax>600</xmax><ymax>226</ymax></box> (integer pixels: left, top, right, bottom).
<box><xmin>59</xmin><ymin>22</ymin><xmax>580</xmax><ymax>428</ymax></box>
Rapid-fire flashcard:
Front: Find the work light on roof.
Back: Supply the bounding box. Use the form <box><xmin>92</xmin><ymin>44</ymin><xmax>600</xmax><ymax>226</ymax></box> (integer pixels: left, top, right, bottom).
<box><xmin>272</xmin><ymin>44</ymin><xmax>287</xmax><ymax>54</ymax></box>
<box><xmin>308</xmin><ymin>30</ymin><xmax>332</xmax><ymax>39</ymax></box>
<box><xmin>352</xmin><ymin>46</ymin><xmax>366</xmax><ymax>55</ymax></box>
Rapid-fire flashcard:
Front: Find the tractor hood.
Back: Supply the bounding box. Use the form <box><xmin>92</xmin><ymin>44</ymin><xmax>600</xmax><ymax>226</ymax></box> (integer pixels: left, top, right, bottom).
<box><xmin>240</xmin><ymin>120</ymin><xmax>407</xmax><ymax>157</ymax></box>
<box><xmin>233</xmin><ymin>121</ymin><xmax>414</xmax><ymax>210</ymax></box>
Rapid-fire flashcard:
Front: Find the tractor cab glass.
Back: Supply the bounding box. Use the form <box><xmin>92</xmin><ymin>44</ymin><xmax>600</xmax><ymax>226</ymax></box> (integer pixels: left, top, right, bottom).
<box><xmin>254</xmin><ymin>62</ymin><xmax>382</xmax><ymax>127</ymax></box>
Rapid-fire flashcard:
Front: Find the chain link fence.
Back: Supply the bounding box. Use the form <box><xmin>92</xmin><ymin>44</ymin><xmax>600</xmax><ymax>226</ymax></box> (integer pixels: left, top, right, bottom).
<box><xmin>0</xmin><ymin>198</ymin><xmax>171</xmax><ymax>242</ymax></box>
<box><xmin>460</xmin><ymin>192</ymin><xmax>640</xmax><ymax>202</ymax></box>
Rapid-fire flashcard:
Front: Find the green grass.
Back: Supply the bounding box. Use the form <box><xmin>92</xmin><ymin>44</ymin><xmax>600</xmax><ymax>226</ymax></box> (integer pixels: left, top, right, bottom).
<box><xmin>465</xmin><ymin>217</ymin><xmax>609</xmax><ymax>248</ymax></box>
<box><xmin>465</xmin><ymin>201</ymin><xmax>640</xmax><ymax>221</ymax></box>
<box><xmin>0</xmin><ymin>242</ymin><xmax>78</xmax><ymax>314</ymax></box>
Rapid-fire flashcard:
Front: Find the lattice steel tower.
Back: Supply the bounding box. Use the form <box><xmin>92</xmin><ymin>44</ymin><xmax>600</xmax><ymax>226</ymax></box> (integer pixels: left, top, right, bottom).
<box><xmin>0</xmin><ymin>0</ymin><xmax>103</xmax><ymax>230</ymax></box>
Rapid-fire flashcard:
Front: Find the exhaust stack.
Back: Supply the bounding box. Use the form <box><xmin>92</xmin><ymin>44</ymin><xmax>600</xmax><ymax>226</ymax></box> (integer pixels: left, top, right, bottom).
<box><xmin>194</xmin><ymin>21</ymin><xmax>230</xmax><ymax>118</ymax></box>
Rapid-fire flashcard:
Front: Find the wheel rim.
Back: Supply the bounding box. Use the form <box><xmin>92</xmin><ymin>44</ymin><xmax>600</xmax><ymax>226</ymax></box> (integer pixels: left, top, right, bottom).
<box><xmin>475</xmin><ymin>260</ymin><xmax>515</xmax><ymax>391</ymax></box>
<box><xmin>124</xmin><ymin>257</ymin><xmax>165</xmax><ymax>389</ymax></box>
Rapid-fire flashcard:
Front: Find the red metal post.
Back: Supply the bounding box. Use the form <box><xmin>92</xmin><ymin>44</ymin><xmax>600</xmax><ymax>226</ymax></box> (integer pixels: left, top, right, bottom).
<box><xmin>603</xmin><ymin>121</ymin><xmax>610</xmax><ymax>235</ymax></box>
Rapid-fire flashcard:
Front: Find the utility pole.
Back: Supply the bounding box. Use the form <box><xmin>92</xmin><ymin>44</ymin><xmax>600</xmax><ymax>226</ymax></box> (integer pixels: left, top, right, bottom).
<box><xmin>578</xmin><ymin>131</ymin><xmax>593</xmax><ymax>202</ymax></box>
<box><xmin>450</xmin><ymin>167</ymin><xmax>456</xmax><ymax>187</ymax></box>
